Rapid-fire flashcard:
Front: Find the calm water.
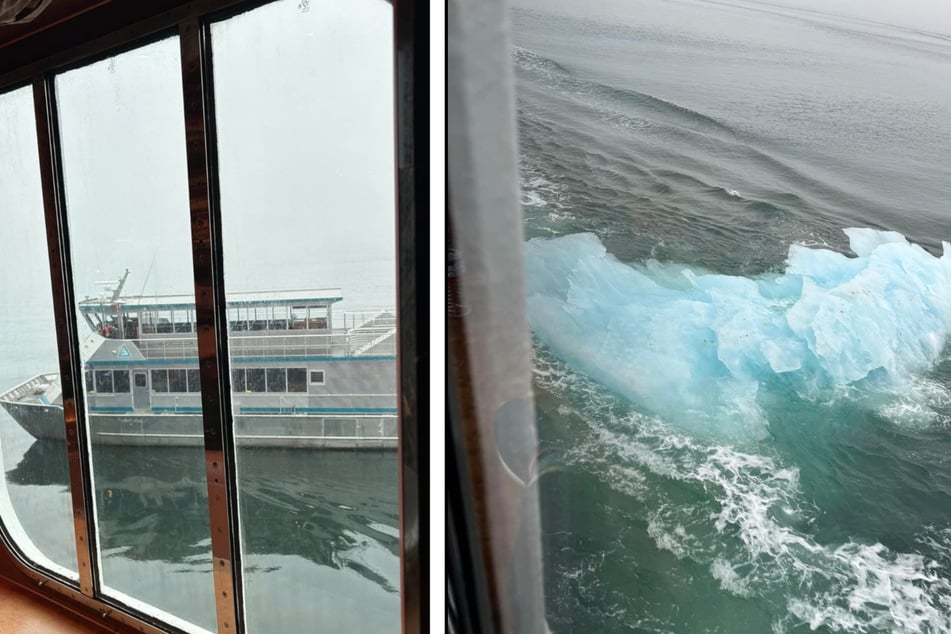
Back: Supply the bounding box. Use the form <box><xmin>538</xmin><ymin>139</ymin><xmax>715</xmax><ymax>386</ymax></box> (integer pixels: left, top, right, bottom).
<box><xmin>0</xmin><ymin>305</ymin><xmax>399</xmax><ymax>633</ymax></box>
<box><xmin>515</xmin><ymin>1</ymin><xmax>951</xmax><ymax>631</ymax></box>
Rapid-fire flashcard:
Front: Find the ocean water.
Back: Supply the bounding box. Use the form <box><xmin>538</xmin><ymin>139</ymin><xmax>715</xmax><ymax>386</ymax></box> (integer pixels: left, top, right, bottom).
<box><xmin>513</xmin><ymin>1</ymin><xmax>951</xmax><ymax>631</ymax></box>
<box><xmin>0</xmin><ymin>304</ymin><xmax>399</xmax><ymax>633</ymax></box>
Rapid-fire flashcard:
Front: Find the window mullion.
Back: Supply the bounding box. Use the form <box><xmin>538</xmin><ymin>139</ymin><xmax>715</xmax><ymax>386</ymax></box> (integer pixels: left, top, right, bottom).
<box><xmin>395</xmin><ymin>0</ymin><xmax>427</xmax><ymax>628</ymax></box>
<box><xmin>31</xmin><ymin>75</ymin><xmax>101</xmax><ymax>599</ymax></box>
<box><xmin>178</xmin><ymin>17</ymin><xmax>244</xmax><ymax>634</ymax></box>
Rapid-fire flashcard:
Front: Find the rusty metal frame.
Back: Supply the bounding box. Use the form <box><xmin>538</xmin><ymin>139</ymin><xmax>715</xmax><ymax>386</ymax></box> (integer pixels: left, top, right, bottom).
<box><xmin>394</xmin><ymin>0</ymin><xmax>429</xmax><ymax>629</ymax></box>
<box><xmin>32</xmin><ymin>73</ymin><xmax>99</xmax><ymax>600</ymax></box>
<box><xmin>178</xmin><ymin>14</ymin><xmax>243</xmax><ymax>633</ymax></box>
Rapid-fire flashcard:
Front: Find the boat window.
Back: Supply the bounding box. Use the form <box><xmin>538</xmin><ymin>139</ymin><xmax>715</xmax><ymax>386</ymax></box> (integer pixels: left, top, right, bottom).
<box><xmin>94</xmin><ymin>371</ymin><xmax>114</xmax><ymax>394</ymax></box>
<box><xmin>150</xmin><ymin>369</ymin><xmax>169</xmax><ymax>393</ymax></box>
<box><xmin>287</xmin><ymin>368</ymin><xmax>307</xmax><ymax>393</ymax></box>
<box><xmin>85</xmin><ymin>370</ymin><xmax>94</xmax><ymax>393</ymax></box>
<box><xmin>113</xmin><ymin>371</ymin><xmax>131</xmax><ymax>394</ymax></box>
<box><xmin>134</xmin><ymin>373</ymin><xmax>148</xmax><ymax>389</ymax></box>
<box><xmin>232</xmin><ymin>368</ymin><xmax>247</xmax><ymax>393</ymax></box>
<box><xmin>56</xmin><ymin>36</ymin><xmax>217</xmax><ymax>629</ymax></box>
<box><xmin>212</xmin><ymin>0</ymin><xmax>399</xmax><ymax>629</ymax></box>
<box><xmin>167</xmin><ymin>369</ymin><xmax>187</xmax><ymax>393</ymax></box>
<box><xmin>308</xmin><ymin>306</ymin><xmax>328</xmax><ymax>329</ymax></box>
<box><xmin>186</xmin><ymin>369</ymin><xmax>201</xmax><ymax>393</ymax></box>
<box><xmin>265</xmin><ymin>368</ymin><xmax>286</xmax><ymax>393</ymax></box>
<box><xmin>289</xmin><ymin>306</ymin><xmax>305</xmax><ymax>329</ymax></box>
<box><xmin>0</xmin><ymin>84</ymin><xmax>79</xmax><ymax>581</ymax></box>
<box><xmin>246</xmin><ymin>368</ymin><xmax>266</xmax><ymax>393</ymax></box>
<box><xmin>310</xmin><ymin>370</ymin><xmax>325</xmax><ymax>385</ymax></box>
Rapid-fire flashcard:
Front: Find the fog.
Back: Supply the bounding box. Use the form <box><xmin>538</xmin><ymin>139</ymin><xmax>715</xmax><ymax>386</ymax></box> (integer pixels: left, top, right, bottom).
<box><xmin>511</xmin><ymin>0</ymin><xmax>951</xmax><ymax>36</ymax></box>
<box><xmin>0</xmin><ymin>0</ymin><xmax>396</xmax><ymax>318</ymax></box>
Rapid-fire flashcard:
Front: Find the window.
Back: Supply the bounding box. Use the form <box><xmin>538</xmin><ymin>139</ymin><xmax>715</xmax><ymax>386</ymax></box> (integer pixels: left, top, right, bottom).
<box><xmin>151</xmin><ymin>369</ymin><xmax>168</xmax><ymax>393</ymax></box>
<box><xmin>265</xmin><ymin>368</ymin><xmax>285</xmax><ymax>393</ymax></box>
<box><xmin>246</xmin><ymin>368</ymin><xmax>266</xmax><ymax>393</ymax></box>
<box><xmin>113</xmin><ymin>370</ymin><xmax>131</xmax><ymax>394</ymax></box>
<box><xmin>451</xmin><ymin>0</ymin><xmax>951</xmax><ymax>632</ymax></box>
<box><xmin>0</xmin><ymin>0</ymin><xmax>422</xmax><ymax>631</ymax></box>
<box><xmin>232</xmin><ymin>368</ymin><xmax>246</xmax><ymax>393</ymax></box>
<box><xmin>167</xmin><ymin>369</ymin><xmax>187</xmax><ymax>393</ymax></box>
<box><xmin>287</xmin><ymin>368</ymin><xmax>307</xmax><ymax>393</ymax></box>
<box><xmin>0</xmin><ymin>85</ymin><xmax>78</xmax><ymax>583</ymax></box>
<box><xmin>310</xmin><ymin>370</ymin><xmax>325</xmax><ymax>385</ymax></box>
<box><xmin>187</xmin><ymin>369</ymin><xmax>201</xmax><ymax>393</ymax></box>
<box><xmin>56</xmin><ymin>36</ymin><xmax>216</xmax><ymax>630</ymax></box>
<box><xmin>213</xmin><ymin>0</ymin><xmax>400</xmax><ymax>630</ymax></box>
<box><xmin>94</xmin><ymin>371</ymin><xmax>114</xmax><ymax>394</ymax></box>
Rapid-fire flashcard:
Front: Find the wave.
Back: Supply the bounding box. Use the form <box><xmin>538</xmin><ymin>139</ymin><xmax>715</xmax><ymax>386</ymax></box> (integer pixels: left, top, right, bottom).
<box><xmin>514</xmin><ymin>46</ymin><xmax>737</xmax><ymax>139</ymax></box>
<box><xmin>534</xmin><ymin>350</ymin><xmax>951</xmax><ymax>632</ymax></box>
<box><xmin>513</xmin><ymin>46</ymin><xmax>899</xmax><ymax>236</ymax></box>
<box><xmin>526</xmin><ymin>228</ymin><xmax>951</xmax><ymax>437</ymax></box>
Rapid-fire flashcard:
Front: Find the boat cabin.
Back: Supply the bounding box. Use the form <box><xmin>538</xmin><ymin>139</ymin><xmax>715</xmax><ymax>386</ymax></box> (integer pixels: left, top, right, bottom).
<box><xmin>78</xmin><ymin>288</ymin><xmax>342</xmax><ymax>340</ymax></box>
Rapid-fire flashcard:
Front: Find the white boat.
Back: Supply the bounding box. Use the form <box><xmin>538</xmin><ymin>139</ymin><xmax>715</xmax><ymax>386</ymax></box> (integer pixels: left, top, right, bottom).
<box><xmin>0</xmin><ymin>273</ymin><xmax>397</xmax><ymax>448</ymax></box>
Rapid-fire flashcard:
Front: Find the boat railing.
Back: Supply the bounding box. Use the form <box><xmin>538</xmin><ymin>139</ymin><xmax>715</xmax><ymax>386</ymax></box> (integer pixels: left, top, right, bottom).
<box><xmin>340</xmin><ymin>309</ymin><xmax>396</xmax><ymax>331</ymax></box>
<box><xmin>235</xmin><ymin>392</ymin><xmax>398</xmax><ymax>415</ymax></box>
<box><xmin>0</xmin><ymin>373</ymin><xmax>58</xmax><ymax>404</ymax></box>
<box><xmin>132</xmin><ymin>330</ymin><xmax>396</xmax><ymax>361</ymax></box>
<box><xmin>344</xmin><ymin>311</ymin><xmax>398</xmax><ymax>355</ymax></box>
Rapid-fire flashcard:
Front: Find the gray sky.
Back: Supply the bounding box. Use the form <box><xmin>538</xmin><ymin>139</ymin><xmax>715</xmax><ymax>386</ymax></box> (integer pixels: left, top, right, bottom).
<box><xmin>1</xmin><ymin>0</ymin><xmax>396</xmax><ymax>319</ymax></box>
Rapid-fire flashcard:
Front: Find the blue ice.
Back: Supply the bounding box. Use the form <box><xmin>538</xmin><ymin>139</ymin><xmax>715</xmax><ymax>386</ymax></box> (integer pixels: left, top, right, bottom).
<box><xmin>525</xmin><ymin>229</ymin><xmax>951</xmax><ymax>436</ymax></box>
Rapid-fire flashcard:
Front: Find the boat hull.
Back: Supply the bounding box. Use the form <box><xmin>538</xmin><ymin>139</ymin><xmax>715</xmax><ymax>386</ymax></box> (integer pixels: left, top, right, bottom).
<box><xmin>1</xmin><ymin>400</ymin><xmax>397</xmax><ymax>449</ymax></box>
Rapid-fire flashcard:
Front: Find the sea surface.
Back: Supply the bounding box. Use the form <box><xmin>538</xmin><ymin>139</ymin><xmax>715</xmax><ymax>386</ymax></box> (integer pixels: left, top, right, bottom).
<box><xmin>0</xmin><ymin>304</ymin><xmax>399</xmax><ymax>634</ymax></box>
<box><xmin>513</xmin><ymin>1</ymin><xmax>951</xmax><ymax>631</ymax></box>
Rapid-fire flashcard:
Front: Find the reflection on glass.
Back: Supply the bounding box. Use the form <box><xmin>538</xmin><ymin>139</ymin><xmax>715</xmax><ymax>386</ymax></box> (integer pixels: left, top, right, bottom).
<box><xmin>513</xmin><ymin>2</ymin><xmax>951</xmax><ymax>632</ymax></box>
<box><xmin>0</xmin><ymin>86</ymin><xmax>78</xmax><ymax>580</ymax></box>
<box><xmin>211</xmin><ymin>0</ymin><xmax>399</xmax><ymax>631</ymax></box>
<box><xmin>55</xmin><ymin>38</ymin><xmax>216</xmax><ymax>633</ymax></box>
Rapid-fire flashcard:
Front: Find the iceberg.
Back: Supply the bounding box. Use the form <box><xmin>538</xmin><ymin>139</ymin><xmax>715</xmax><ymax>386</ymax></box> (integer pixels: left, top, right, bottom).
<box><xmin>525</xmin><ymin>229</ymin><xmax>951</xmax><ymax>436</ymax></box>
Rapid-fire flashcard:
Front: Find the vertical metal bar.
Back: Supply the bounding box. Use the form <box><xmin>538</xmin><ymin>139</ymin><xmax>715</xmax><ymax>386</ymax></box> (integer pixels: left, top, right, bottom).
<box><xmin>178</xmin><ymin>17</ymin><xmax>244</xmax><ymax>634</ymax></box>
<box><xmin>32</xmin><ymin>76</ymin><xmax>100</xmax><ymax>598</ymax></box>
<box><xmin>395</xmin><ymin>0</ymin><xmax>428</xmax><ymax>629</ymax></box>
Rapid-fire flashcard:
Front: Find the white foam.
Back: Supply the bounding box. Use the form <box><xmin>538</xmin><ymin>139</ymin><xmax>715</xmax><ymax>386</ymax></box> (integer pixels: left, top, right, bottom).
<box><xmin>538</xmin><ymin>353</ymin><xmax>951</xmax><ymax>632</ymax></box>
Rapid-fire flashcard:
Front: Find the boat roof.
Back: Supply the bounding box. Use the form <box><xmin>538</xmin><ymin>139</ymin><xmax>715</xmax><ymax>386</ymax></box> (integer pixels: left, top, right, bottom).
<box><xmin>78</xmin><ymin>288</ymin><xmax>344</xmax><ymax>313</ymax></box>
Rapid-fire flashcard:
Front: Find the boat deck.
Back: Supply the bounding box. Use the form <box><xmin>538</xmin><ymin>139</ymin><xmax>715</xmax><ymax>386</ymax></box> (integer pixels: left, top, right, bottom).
<box><xmin>132</xmin><ymin>311</ymin><xmax>397</xmax><ymax>360</ymax></box>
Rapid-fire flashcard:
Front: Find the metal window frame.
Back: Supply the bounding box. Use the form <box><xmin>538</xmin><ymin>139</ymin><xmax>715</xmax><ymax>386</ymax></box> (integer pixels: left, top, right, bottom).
<box><xmin>447</xmin><ymin>0</ymin><xmax>547</xmax><ymax>630</ymax></box>
<box><xmin>0</xmin><ymin>0</ymin><xmax>427</xmax><ymax>632</ymax></box>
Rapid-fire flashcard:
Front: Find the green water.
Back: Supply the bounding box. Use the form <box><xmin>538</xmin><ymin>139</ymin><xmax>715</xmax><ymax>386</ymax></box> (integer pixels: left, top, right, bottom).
<box><xmin>0</xmin><ymin>305</ymin><xmax>399</xmax><ymax>633</ymax></box>
<box><xmin>515</xmin><ymin>1</ymin><xmax>951</xmax><ymax>631</ymax></box>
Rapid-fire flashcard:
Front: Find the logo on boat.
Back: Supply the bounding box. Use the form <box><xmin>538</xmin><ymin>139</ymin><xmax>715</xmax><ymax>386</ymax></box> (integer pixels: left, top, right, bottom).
<box><xmin>117</xmin><ymin>345</ymin><xmax>131</xmax><ymax>358</ymax></box>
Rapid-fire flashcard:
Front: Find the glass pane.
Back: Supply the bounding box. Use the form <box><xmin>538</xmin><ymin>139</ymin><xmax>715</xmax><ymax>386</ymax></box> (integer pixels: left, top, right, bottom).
<box><xmin>0</xmin><ymin>86</ymin><xmax>78</xmax><ymax>580</ymax></box>
<box><xmin>187</xmin><ymin>369</ymin><xmax>201</xmax><ymax>393</ymax></box>
<box><xmin>265</xmin><ymin>369</ymin><xmax>286</xmax><ymax>393</ymax></box>
<box><xmin>247</xmin><ymin>369</ymin><xmax>265</xmax><ymax>393</ymax></box>
<box><xmin>114</xmin><ymin>370</ymin><xmax>131</xmax><ymax>394</ymax></box>
<box><xmin>232</xmin><ymin>369</ymin><xmax>246</xmax><ymax>393</ymax></box>
<box><xmin>55</xmin><ymin>38</ymin><xmax>216</xmax><ymax>633</ymax></box>
<box><xmin>151</xmin><ymin>370</ymin><xmax>168</xmax><ymax>393</ymax></box>
<box><xmin>211</xmin><ymin>0</ymin><xmax>399</xmax><ymax>631</ymax></box>
<box><xmin>95</xmin><ymin>371</ymin><xmax>114</xmax><ymax>394</ymax></box>
<box><xmin>511</xmin><ymin>3</ymin><xmax>951</xmax><ymax>632</ymax></box>
<box><xmin>287</xmin><ymin>369</ymin><xmax>306</xmax><ymax>393</ymax></box>
<box><xmin>168</xmin><ymin>369</ymin><xmax>187</xmax><ymax>394</ymax></box>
